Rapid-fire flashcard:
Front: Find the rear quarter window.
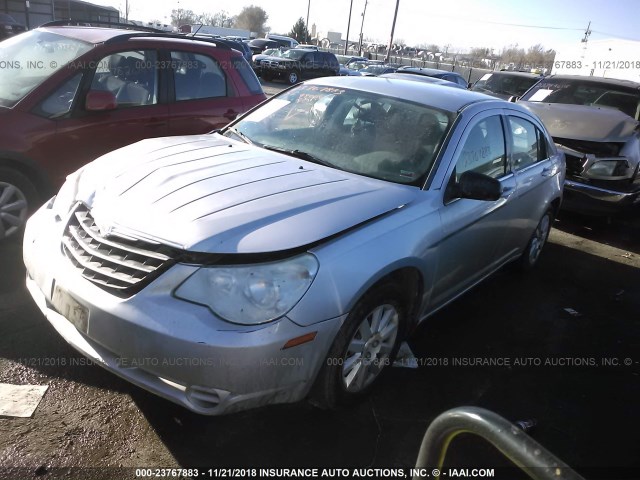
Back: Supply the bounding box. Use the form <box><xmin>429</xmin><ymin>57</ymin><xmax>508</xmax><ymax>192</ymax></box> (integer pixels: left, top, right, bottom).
<box><xmin>232</xmin><ymin>57</ymin><xmax>264</xmax><ymax>95</ymax></box>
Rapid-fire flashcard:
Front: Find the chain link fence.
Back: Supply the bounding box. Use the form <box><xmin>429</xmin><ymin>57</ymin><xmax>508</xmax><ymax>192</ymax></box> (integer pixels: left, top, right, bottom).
<box><xmin>327</xmin><ymin>47</ymin><xmax>492</xmax><ymax>85</ymax></box>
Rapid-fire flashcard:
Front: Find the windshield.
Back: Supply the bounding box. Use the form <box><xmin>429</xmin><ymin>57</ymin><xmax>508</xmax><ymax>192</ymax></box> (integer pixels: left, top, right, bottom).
<box><xmin>520</xmin><ymin>77</ymin><xmax>640</xmax><ymax>119</ymax></box>
<box><xmin>281</xmin><ymin>50</ymin><xmax>307</xmax><ymax>60</ymax></box>
<box><xmin>225</xmin><ymin>84</ymin><xmax>454</xmax><ymax>185</ymax></box>
<box><xmin>473</xmin><ymin>73</ymin><xmax>539</xmax><ymax>97</ymax></box>
<box><xmin>0</xmin><ymin>30</ymin><xmax>93</xmax><ymax>107</ymax></box>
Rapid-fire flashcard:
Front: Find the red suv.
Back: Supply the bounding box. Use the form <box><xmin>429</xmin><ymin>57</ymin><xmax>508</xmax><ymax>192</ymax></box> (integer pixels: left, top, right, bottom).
<box><xmin>0</xmin><ymin>24</ymin><xmax>266</xmax><ymax>241</ymax></box>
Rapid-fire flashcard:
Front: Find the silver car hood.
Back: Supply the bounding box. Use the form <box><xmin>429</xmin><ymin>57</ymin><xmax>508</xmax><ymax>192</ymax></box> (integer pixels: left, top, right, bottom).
<box><xmin>520</xmin><ymin>102</ymin><xmax>639</xmax><ymax>142</ymax></box>
<box><xmin>77</xmin><ymin>134</ymin><xmax>418</xmax><ymax>253</ymax></box>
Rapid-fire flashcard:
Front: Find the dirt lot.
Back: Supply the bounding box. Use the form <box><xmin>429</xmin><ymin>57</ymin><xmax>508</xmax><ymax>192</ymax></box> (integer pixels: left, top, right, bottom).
<box><xmin>0</xmin><ymin>211</ymin><xmax>638</xmax><ymax>480</ymax></box>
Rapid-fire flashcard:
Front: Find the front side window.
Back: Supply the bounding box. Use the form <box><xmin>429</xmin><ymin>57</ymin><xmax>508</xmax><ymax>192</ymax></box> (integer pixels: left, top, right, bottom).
<box><xmin>171</xmin><ymin>51</ymin><xmax>227</xmax><ymax>101</ymax></box>
<box><xmin>34</xmin><ymin>72</ymin><xmax>83</xmax><ymax>118</ymax></box>
<box><xmin>226</xmin><ymin>84</ymin><xmax>454</xmax><ymax>185</ymax></box>
<box><xmin>508</xmin><ymin>116</ymin><xmax>547</xmax><ymax>171</ymax></box>
<box><xmin>456</xmin><ymin>116</ymin><xmax>507</xmax><ymax>180</ymax></box>
<box><xmin>0</xmin><ymin>30</ymin><xmax>93</xmax><ymax>107</ymax></box>
<box><xmin>90</xmin><ymin>50</ymin><xmax>158</xmax><ymax>108</ymax></box>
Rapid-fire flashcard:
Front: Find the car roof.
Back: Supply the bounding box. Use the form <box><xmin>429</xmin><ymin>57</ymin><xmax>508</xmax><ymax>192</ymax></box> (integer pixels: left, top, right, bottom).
<box><xmin>38</xmin><ymin>26</ymin><xmax>236</xmax><ymax>51</ymax></box>
<box><xmin>492</xmin><ymin>71</ymin><xmax>541</xmax><ymax>78</ymax></box>
<box><xmin>303</xmin><ymin>76</ymin><xmax>501</xmax><ymax>112</ymax></box>
<box><xmin>542</xmin><ymin>74</ymin><xmax>640</xmax><ymax>89</ymax></box>
<box><xmin>40</xmin><ymin>26</ymin><xmax>140</xmax><ymax>43</ymax></box>
<box><xmin>400</xmin><ymin>66</ymin><xmax>461</xmax><ymax>77</ymax></box>
<box><xmin>380</xmin><ymin>72</ymin><xmax>466</xmax><ymax>88</ymax></box>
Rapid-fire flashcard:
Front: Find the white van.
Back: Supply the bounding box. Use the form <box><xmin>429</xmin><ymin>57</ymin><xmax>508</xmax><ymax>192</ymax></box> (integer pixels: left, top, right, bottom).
<box><xmin>265</xmin><ymin>33</ymin><xmax>299</xmax><ymax>49</ymax></box>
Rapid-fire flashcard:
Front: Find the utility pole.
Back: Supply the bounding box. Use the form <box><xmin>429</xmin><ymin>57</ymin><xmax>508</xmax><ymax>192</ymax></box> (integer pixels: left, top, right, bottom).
<box><xmin>384</xmin><ymin>0</ymin><xmax>400</xmax><ymax>63</ymax></box>
<box><xmin>344</xmin><ymin>0</ymin><xmax>354</xmax><ymax>55</ymax></box>
<box><xmin>306</xmin><ymin>0</ymin><xmax>311</xmax><ymax>43</ymax></box>
<box><xmin>358</xmin><ymin>0</ymin><xmax>368</xmax><ymax>56</ymax></box>
<box><xmin>581</xmin><ymin>21</ymin><xmax>591</xmax><ymax>43</ymax></box>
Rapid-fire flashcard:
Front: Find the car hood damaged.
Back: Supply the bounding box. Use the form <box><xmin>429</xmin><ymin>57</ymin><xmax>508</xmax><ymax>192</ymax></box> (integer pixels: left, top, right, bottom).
<box><xmin>76</xmin><ymin>135</ymin><xmax>417</xmax><ymax>253</ymax></box>
<box><xmin>520</xmin><ymin>102</ymin><xmax>639</xmax><ymax>142</ymax></box>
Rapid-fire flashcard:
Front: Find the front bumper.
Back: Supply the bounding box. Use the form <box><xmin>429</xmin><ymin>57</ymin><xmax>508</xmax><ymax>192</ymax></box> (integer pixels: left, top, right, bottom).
<box><xmin>563</xmin><ymin>179</ymin><xmax>640</xmax><ymax>215</ymax></box>
<box><xmin>23</xmin><ymin>203</ymin><xmax>342</xmax><ymax>415</ymax></box>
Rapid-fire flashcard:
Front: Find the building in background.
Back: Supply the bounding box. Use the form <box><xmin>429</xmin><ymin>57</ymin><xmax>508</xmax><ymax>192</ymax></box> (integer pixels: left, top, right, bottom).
<box><xmin>1</xmin><ymin>0</ymin><xmax>119</xmax><ymax>29</ymax></box>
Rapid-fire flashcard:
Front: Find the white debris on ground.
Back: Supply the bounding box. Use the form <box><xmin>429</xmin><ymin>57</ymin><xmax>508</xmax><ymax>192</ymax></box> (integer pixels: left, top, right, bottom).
<box><xmin>393</xmin><ymin>341</ymin><xmax>418</xmax><ymax>368</ymax></box>
<box><xmin>0</xmin><ymin>383</ymin><xmax>49</xmax><ymax>417</ymax></box>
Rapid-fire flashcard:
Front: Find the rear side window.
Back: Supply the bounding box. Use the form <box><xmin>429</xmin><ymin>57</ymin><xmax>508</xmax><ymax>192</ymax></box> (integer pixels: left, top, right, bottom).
<box><xmin>171</xmin><ymin>51</ymin><xmax>227</xmax><ymax>101</ymax></box>
<box><xmin>232</xmin><ymin>57</ymin><xmax>263</xmax><ymax>95</ymax></box>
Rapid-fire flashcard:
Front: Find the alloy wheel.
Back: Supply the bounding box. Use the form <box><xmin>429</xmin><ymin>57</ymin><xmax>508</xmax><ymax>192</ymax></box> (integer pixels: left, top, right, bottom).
<box><xmin>0</xmin><ymin>182</ymin><xmax>28</xmax><ymax>240</ymax></box>
<box><xmin>341</xmin><ymin>303</ymin><xmax>399</xmax><ymax>392</ymax></box>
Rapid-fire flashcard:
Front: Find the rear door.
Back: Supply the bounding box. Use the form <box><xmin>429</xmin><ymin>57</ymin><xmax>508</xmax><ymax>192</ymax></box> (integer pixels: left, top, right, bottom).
<box><xmin>506</xmin><ymin>112</ymin><xmax>562</xmax><ymax>249</ymax></box>
<box><xmin>167</xmin><ymin>49</ymin><xmax>245</xmax><ymax>135</ymax></box>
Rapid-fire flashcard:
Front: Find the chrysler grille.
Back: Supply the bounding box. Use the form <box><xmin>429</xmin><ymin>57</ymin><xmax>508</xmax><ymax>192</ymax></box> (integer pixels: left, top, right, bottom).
<box><xmin>62</xmin><ymin>206</ymin><xmax>175</xmax><ymax>295</ymax></box>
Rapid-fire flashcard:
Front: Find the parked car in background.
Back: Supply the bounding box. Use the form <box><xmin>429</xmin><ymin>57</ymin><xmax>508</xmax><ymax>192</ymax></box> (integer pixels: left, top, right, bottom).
<box><xmin>380</xmin><ymin>72</ymin><xmax>466</xmax><ymax>89</ymax></box>
<box><xmin>24</xmin><ymin>76</ymin><xmax>564</xmax><ymax>415</ymax></box>
<box><xmin>338</xmin><ymin>64</ymin><xmax>362</xmax><ymax>76</ymax></box>
<box><xmin>518</xmin><ymin>75</ymin><xmax>640</xmax><ymax>215</ymax></box>
<box><xmin>0</xmin><ymin>25</ymin><xmax>266</xmax><ymax>241</ymax></box>
<box><xmin>265</xmin><ymin>33</ymin><xmax>299</xmax><ymax>49</ymax></box>
<box><xmin>0</xmin><ymin>13</ymin><xmax>26</xmax><ymax>40</ymax></box>
<box><xmin>260</xmin><ymin>49</ymin><xmax>339</xmax><ymax>84</ymax></box>
<box><xmin>247</xmin><ymin>38</ymin><xmax>280</xmax><ymax>54</ymax></box>
<box><xmin>471</xmin><ymin>71</ymin><xmax>541</xmax><ymax>99</ymax></box>
<box><xmin>252</xmin><ymin>47</ymin><xmax>285</xmax><ymax>75</ymax></box>
<box><xmin>358</xmin><ymin>64</ymin><xmax>398</xmax><ymax>76</ymax></box>
<box><xmin>189</xmin><ymin>34</ymin><xmax>253</xmax><ymax>64</ymax></box>
<box><xmin>396</xmin><ymin>66</ymin><xmax>469</xmax><ymax>88</ymax></box>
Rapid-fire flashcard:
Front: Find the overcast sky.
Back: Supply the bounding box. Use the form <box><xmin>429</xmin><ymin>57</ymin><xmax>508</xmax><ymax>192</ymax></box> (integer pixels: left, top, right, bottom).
<box><xmin>92</xmin><ymin>0</ymin><xmax>640</xmax><ymax>52</ymax></box>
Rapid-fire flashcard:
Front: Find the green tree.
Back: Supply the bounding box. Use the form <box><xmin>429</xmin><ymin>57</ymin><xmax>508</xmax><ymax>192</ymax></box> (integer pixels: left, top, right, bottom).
<box><xmin>288</xmin><ymin>17</ymin><xmax>309</xmax><ymax>43</ymax></box>
<box><xmin>235</xmin><ymin>5</ymin><xmax>269</xmax><ymax>34</ymax></box>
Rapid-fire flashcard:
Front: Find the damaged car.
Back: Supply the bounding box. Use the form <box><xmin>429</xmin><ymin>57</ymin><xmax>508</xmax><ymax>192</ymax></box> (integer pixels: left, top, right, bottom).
<box><xmin>24</xmin><ymin>77</ymin><xmax>564</xmax><ymax>415</ymax></box>
<box><xmin>518</xmin><ymin>75</ymin><xmax>640</xmax><ymax>215</ymax></box>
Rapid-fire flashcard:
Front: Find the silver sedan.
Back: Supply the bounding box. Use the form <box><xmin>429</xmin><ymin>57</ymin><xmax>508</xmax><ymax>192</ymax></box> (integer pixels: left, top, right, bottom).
<box><xmin>24</xmin><ymin>77</ymin><xmax>565</xmax><ymax>414</ymax></box>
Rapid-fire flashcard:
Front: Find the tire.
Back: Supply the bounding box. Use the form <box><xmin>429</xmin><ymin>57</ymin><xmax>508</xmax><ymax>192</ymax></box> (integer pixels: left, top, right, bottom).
<box><xmin>519</xmin><ymin>209</ymin><xmax>553</xmax><ymax>271</ymax></box>
<box><xmin>0</xmin><ymin>167</ymin><xmax>39</xmax><ymax>243</ymax></box>
<box><xmin>310</xmin><ymin>282</ymin><xmax>406</xmax><ymax>409</ymax></box>
<box><xmin>287</xmin><ymin>70</ymin><xmax>301</xmax><ymax>85</ymax></box>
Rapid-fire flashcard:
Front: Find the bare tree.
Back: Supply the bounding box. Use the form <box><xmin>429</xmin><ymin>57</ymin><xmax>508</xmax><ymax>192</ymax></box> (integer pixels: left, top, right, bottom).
<box><xmin>212</xmin><ymin>10</ymin><xmax>234</xmax><ymax>27</ymax></box>
<box><xmin>235</xmin><ymin>5</ymin><xmax>268</xmax><ymax>34</ymax></box>
<box><xmin>170</xmin><ymin>8</ymin><xmax>197</xmax><ymax>27</ymax></box>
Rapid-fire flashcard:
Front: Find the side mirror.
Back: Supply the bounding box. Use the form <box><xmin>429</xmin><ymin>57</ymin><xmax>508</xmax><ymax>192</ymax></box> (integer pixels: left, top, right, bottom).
<box><xmin>85</xmin><ymin>90</ymin><xmax>117</xmax><ymax>111</ymax></box>
<box><xmin>507</xmin><ymin>95</ymin><xmax>518</xmax><ymax>103</ymax></box>
<box><xmin>456</xmin><ymin>170</ymin><xmax>502</xmax><ymax>201</ymax></box>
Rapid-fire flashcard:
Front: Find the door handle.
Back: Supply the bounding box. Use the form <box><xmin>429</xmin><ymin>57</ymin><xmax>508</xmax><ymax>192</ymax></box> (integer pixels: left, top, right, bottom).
<box><xmin>501</xmin><ymin>186</ymin><xmax>514</xmax><ymax>198</ymax></box>
<box><xmin>542</xmin><ymin>166</ymin><xmax>554</xmax><ymax>177</ymax></box>
<box><xmin>224</xmin><ymin>109</ymin><xmax>238</xmax><ymax>121</ymax></box>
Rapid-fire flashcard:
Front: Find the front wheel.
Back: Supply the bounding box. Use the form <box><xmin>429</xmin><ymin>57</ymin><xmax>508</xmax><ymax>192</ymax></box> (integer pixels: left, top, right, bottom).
<box><xmin>287</xmin><ymin>70</ymin><xmax>301</xmax><ymax>85</ymax></box>
<box><xmin>519</xmin><ymin>209</ymin><xmax>553</xmax><ymax>270</ymax></box>
<box><xmin>0</xmin><ymin>168</ymin><xmax>38</xmax><ymax>243</ymax></box>
<box><xmin>310</xmin><ymin>283</ymin><xmax>405</xmax><ymax>408</ymax></box>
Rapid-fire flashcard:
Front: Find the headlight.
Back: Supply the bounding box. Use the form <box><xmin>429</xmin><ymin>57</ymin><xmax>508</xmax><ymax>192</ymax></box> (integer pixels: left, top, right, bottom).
<box><xmin>51</xmin><ymin>171</ymin><xmax>81</xmax><ymax>218</ymax></box>
<box><xmin>174</xmin><ymin>253</ymin><xmax>319</xmax><ymax>325</ymax></box>
<box><xmin>585</xmin><ymin>159</ymin><xmax>631</xmax><ymax>179</ymax></box>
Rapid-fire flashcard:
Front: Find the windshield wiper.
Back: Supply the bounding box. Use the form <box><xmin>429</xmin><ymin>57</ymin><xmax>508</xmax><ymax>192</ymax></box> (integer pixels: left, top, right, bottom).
<box><xmin>261</xmin><ymin>145</ymin><xmax>332</xmax><ymax>167</ymax></box>
<box><xmin>223</xmin><ymin>127</ymin><xmax>254</xmax><ymax>145</ymax></box>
